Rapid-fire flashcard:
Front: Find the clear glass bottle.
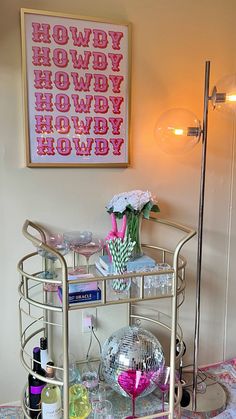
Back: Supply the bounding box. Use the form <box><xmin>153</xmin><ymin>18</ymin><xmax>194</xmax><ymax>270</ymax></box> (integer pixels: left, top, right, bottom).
<box><xmin>41</xmin><ymin>362</ymin><xmax>62</xmax><ymax>419</ymax></box>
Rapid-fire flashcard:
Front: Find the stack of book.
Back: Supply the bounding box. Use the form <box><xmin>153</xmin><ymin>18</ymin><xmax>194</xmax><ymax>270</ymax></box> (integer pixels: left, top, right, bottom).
<box><xmin>58</xmin><ymin>272</ymin><xmax>101</xmax><ymax>304</ymax></box>
<box><xmin>96</xmin><ymin>254</ymin><xmax>156</xmax><ymax>276</ymax></box>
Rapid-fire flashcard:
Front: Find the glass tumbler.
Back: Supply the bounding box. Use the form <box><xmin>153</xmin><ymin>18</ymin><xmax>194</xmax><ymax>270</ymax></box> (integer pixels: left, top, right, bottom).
<box><xmin>81</xmin><ymin>364</ymin><xmax>99</xmax><ymax>393</ymax></box>
<box><xmin>56</xmin><ymin>353</ymin><xmax>79</xmax><ymax>385</ymax></box>
<box><xmin>90</xmin><ymin>383</ymin><xmax>106</xmax><ymax>405</ymax></box>
<box><xmin>92</xmin><ymin>400</ymin><xmax>114</xmax><ymax>419</ymax></box>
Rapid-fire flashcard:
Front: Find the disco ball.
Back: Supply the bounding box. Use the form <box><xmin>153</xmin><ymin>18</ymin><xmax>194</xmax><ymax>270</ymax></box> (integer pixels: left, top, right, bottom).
<box><xmin>101</xmin><ymin>325</ymin><xmax>165</xmax><ymax>398</ymax></box>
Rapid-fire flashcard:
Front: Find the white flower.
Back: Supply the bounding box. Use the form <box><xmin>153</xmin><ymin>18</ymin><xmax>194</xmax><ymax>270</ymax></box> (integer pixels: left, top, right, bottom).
<box><xmin>107</xmin><ymin>192</ymin><xmax>128</xmax><ymax>213</ymax></box>
<box><xmin>127</xmin><ymin>193</ymin><xmax>140</xmax><ymax>210</ymax></box>
<box><xmin>107</xmin><ymin>189</ymin><xmax>158</xmax><ymax>214</ymax></box>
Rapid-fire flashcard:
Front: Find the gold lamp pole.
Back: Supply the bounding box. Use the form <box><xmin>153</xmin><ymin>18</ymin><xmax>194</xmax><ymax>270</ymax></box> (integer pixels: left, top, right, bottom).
<box><xmin>191</xmin><ymin>60</ymin><xmax>210</xmax><ymax>411</ymax></box>
<box><xmin>156</xmin><ymin>60</ymin><xmax>236</xmax><ymax>416</ymax></box>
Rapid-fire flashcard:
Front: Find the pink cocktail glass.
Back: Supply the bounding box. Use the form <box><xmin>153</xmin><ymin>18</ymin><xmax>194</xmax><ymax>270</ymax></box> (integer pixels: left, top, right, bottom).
<box><xmin>63</xmin><ymin>231</ymin><xmax>92</xmax><ymax>275</ymax></box>
<box><xmin>152</xmin><ymin>366</ymin><xmax>171</xmax><ymax>417</ymax></box>
<box><xmin>118</xmin><ymin>369</ymin><xmax>151</xmax><ymax>418</ymax></box>
<box><xmin>76</xmin><ymin>236</ymin><xmax>104</xmax><ymax>273</ymax></box>
<box><xmin>37</xmin><ymin>233</ymin><xmax>69</xmax><ymax>291</ymax></box>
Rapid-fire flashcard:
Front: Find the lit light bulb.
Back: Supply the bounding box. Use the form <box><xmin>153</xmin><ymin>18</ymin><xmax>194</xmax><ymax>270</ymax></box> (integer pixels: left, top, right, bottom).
<box><xmin>226</xmin><ymin>93</ymin><xmax>236</xmax><ymax>102</ymax></box>
<box><xmin>211</xmin><ymin>74</ymin><xmax>236</xmax><ymax>113</ymax></box>
<box><xmin>155</xmin><ymin>109</ymin><xmax>201</xmax><ymax>155</ymax></box>
<box><xmin>171</xmin><ymin>128</ymin><xmax>185</xmax><ymax>136</ymax></box>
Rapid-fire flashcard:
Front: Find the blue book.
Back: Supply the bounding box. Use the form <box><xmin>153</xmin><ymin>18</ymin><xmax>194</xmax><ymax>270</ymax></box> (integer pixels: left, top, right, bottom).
<box><xmin>58</xmin><ymin>287</ymin><xmax>101</xmax><ymax>304</ymax></box>
<box><xmin>99</xmin><ymin>254</ymin><xmax>156</xmax><ymax>274</ymax></box>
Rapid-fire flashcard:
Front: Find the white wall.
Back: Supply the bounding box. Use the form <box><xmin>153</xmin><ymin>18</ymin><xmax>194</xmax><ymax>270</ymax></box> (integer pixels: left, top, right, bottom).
<box><xmin>1</xmin><ymin>0</ymin><xmax>236</xmax><ymax>403</ymax></box>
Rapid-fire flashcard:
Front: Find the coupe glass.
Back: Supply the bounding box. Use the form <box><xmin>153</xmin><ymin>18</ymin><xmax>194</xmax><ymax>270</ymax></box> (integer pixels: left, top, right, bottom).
<box><xmin>152</xmin><ymin>366</ymin><xmax>171</xmax><ymax>416</ymax></box>
<box><xmin>76</xmin><ymin>236</ymin><xmax>104</xmax><ymax>273</ymax></box>
<box><xmin>63</xmin><ymin>231</ymin><xmax>92</xmax><ymax>275</ymax></box>
<box><xmin>37</xmin><ymin>233</ymin><xmax>69</xmax><ymax>291</ymax></box>
<box><xmin>118</xmin><ymin>369</ymin><xmax>151</xmax><ymax>418</ymax></box>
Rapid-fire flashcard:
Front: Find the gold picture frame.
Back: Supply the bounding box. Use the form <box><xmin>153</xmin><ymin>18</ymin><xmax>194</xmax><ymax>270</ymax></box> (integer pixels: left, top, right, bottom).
<box><xmin>21</xmin><ymin>8</ymin><xmax>131</xmax><ymax>167</ymax></box>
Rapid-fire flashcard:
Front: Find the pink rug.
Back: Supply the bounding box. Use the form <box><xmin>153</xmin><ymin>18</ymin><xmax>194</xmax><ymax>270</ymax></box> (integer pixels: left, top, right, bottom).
<box><xmin>201</xmin><ymin>358</ymin><xmax>236</xmax><ymax>418</ymax></box>
<box><xmin>0</xmin><ymin>405</ymin><xmax>23</xmax><ymax>418</ymax></box>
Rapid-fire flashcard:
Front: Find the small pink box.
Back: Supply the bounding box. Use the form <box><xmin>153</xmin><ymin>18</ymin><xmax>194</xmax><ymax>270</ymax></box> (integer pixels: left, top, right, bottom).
<box><xmin>67</xmin><ymin>273</ymin><xmax>98</xmax><ymax>292</ymax></box>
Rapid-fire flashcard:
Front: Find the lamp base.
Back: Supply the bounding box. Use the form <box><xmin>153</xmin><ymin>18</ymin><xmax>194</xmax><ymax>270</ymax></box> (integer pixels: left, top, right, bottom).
<box><xmin>181</xmin><ymin>371</ymin><xmax>227</xmax><ymax>418</ymax></box>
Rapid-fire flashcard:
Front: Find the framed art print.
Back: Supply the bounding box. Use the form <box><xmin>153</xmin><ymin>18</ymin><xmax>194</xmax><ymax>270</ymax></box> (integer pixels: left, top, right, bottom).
<box><xmin>21</xmin><ymin>9</ymin><xmax>131</xmax><ymax>167</ymax></box>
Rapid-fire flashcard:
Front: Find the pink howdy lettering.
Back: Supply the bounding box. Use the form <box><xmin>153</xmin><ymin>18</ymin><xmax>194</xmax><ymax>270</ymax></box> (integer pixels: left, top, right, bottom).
<box><xmin>32</xmin><ymin>47</ymin><xmax>51</xmax><ymax>66</ymax></box>
<box><xmin>108</xmin><ymin>53</ymin><xmax>123</xmax><ymax>71</ymax></box>
<box><xmin>71</xmin><ymin>72</ymin><xmax>92</xmax><ymax>91</ymax></box>
<box><xmin>95</xmin><ymin>138</ymin><xmax>109</xmax><ymax>155</ymax></box>
<box><xmin>56</xmin><ymin>138</ymin><xmax>72</xmax><ymax>155</ymax></box>
<box><xmin>93</xmin><ymin>29</ymin><xmax>108</xmax><ymax>48</ymax></box>
<box><xmin>32</xmin><ymin>23</ymin><xmax>51</xmax><ymax>43</ymax></box>
<box><xmin>71</xmin><ymin>94</ymin><xmax>93</xmax><ymax>113</ymax></box>
<box><xmin>94</xmin><ymin>96</ymin><xmax>109</xmax><ymax>113</ymax></box>
<box><xmin>55</xmin><ymin>116</ymin><xmax>70</xmax><ymax>134</ymax></box>
<box><xmin>93</xmin><ymin>52</ymin><xmax>108</xmax><ymax>70</ymax></box>
<box><xmin>94</xmin><ymin>117</ymin><xmax>108</xmax><ymax>135</ymax></box>
<box><xmin>55</xmin><ymin>94</ymin><xmax>71</xmax><ymax>112</ymax></box>
<box><xmin>110</xmin><ymin>138</ymin><xmax>124</xmax><ymax>155</ymax></box>
<box><xmin>94</xmin><ymin>74</ymin><xmax>108</xmax><ymax>92</ymax></box>
<box><xmin>109</xmin><ymin>96</ymin><xmax>124</xmax><ymax>114</ymax></box>
<box><xmin>108</xmin><ymin>31</ymin><xmax>124</xmax><ymax>50</ymax></box>
<box><xmin>35</xmin><ymin>115</ymin><xmax>53</xmax><ymax>134</ymax></box>
<box><xmin>73</xmin><ymin>138</ymin><xmax>94</xmax><ymax>155</ymax></box>
<box><xmin>52</xmin><ymin>25</ymin><xmax>69</xmax><ymax>45</ymax></box>
<box><xmin>109</xmin><ymin>117</ymin><xmax>123</xmax><ymax>135</ymax></box>
<box><xmin>35</xmin><ymin>93</ymin><xmax>53</xmax><ymax>111</ymax></box>
<box><xmin>71</xmin><ymin>116</ymin><xmax>92</xmax><ymax>134</ymax></box>
<box><xmin>34</xmin><ymin>70</ymin><xmax>52</xmax><ymax>89</ymax></box>
<box><xmin>109</xmin><ymin>75</ymin><xmax>124</xmax><ymax>93</ymax></box>
<box><xmin>54</xmin><ymin>71</ymin><xmax>70</xmax><ymax>90</ymax></box>
<box><xmin>36</xmin><ymin>137</ymin><xmax>55</xmax><ymax>155</ymax></box>
<box><xmin>69</xmin><ymin>27</ymin><xmax>92</xmax><ymax>47</ymax></box>
<box><xmin>52</xmin><ymin>48</ymin><xmax>69</xmax><ymax>67</ymax></box>
<box><xmin>69</xmin><ymin>50</ymin><xmax>91</xmax><ymax>69</ymax></box>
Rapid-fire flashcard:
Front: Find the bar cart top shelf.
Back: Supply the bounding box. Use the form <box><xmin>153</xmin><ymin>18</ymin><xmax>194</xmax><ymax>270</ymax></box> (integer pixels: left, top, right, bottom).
<box><xmin>18</xmin><ymin>217</ymin><xmax>196</xmax><ymax>311</ymax></box>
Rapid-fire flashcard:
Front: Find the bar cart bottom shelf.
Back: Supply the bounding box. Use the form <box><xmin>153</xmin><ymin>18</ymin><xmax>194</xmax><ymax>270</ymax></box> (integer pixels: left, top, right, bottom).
<box><xmin>181</xmin><ymin>372</ymin><xmax>227</xmax><ymax>418</ymax></box>
<box><xmin>90</xmin><ymin>387</ymin><xmax>177</xmax><ymax>418</ymax></box>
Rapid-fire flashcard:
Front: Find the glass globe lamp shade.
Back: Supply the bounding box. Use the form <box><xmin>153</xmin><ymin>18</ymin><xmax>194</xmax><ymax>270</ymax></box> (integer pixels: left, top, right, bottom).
<box><xmin>211</xmin><ymin>74</ymin><xmax>236</xmax><ymax>113</ymax></box>
<box><xmin>154</xmin><ymin>108</ymin><xmax>201</xmax><ymax>155</ymax></box>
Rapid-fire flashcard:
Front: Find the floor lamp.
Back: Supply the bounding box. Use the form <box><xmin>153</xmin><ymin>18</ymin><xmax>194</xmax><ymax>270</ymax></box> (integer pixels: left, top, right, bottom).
<box><xmin>155</xmin><ymin>60</ymin><xmax>236</xmax><ymax>415</ymax></box>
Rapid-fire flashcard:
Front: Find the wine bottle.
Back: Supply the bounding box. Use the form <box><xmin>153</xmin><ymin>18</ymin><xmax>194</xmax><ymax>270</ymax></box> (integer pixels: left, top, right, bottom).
<box><xmin>40</xmin><ymin>337</ymin><xmax>50</xmax><ymax>370</ymax></box>
<box><xmin>28</xmin><ymin>347</ymin><xmax>46</xmax><ymax>419</ymax></box>
<box><xmin>41</xmin><ymin>362</ymin><xmax>62</xmax><ymax>419</ymax></box>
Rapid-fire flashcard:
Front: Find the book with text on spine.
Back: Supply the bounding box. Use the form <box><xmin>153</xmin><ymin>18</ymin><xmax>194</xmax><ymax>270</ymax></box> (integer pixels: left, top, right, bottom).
<box><xmin>57</xmin><ymin>286</ymin><xmax>102</xmax><ymax>304</ymax></box>
<box><xmin>99</xmin><ymin>254</ymin><xmax>156</xmax><ymax>273</ymax></box>
<box><xmin>58</xmin><ymin>272</ymin><xmax>101</xmax><ymax>304</ymax></box>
